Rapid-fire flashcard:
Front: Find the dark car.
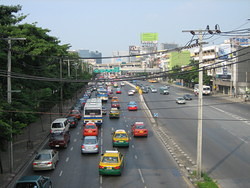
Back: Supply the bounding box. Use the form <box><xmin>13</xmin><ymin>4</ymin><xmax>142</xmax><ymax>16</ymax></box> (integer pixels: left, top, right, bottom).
<box><xmin>49</xmin><ymin>131</ymin><xmax>70</xmax><ymax>148</ymax></box>
<box><xmin>66</xmin><ymin>116</ymin><xmax>78</xmax><ymax>128</ymax></box>
<box><xmin>102</xmin><ymin>106</ymin><xmax>107</xmax><ymax>115</ymax></box>
<box><xmin>111</xmin><ymin>101</ymin><xmax>120</xmax><ymax>109</ymax></box>
<box><xmin>141</xmin><ymin>87</ymin><xmax>149</xmax><ymax>93</ymax></box>
<box><xmin>183</xmin><ymin>94</ymin><xmax>192</xmax><ymax>100</ymax></box>
<box><xmin>15</xmin><ymin>175</ymin><xmax>52</xmax><ymax>188</ymax></box>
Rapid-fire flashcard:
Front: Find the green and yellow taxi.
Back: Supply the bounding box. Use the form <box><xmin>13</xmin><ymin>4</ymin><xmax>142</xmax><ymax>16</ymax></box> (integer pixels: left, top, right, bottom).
<box><xmin>112</xmin><ymin>129</ymin><xmax>129</xmax><ymax>147</ymax></box>
<box><xmin>99</xmin><ymin>150</ymin><xmax>124</xmax><ymax>175</ymax></box>
<box><xmin>109</xmin><ymin>108</ymin><xmax>120</xmax><ymax>119</ymax></box>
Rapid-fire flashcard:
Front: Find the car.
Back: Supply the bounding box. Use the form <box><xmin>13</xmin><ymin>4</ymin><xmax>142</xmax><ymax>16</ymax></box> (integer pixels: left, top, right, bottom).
<box><xmin>183</xmin><ymin>94</ymin><xmax>192</xmax><ymax>100</ymax></box>
<box><xmin>128</xmin><ymin>90</ymin><xmax>134</xmax><ymax>96</ymax></box>
<box><xmin>50</xmin><ymin>118</ymin><xmax>70</xmax><ymax>133</ymax></box>
<box><xmin>99</xmin><ymin>150</ymin><xmax>124</xmax><ymax>176</ymax></box>
<box><xmin>131</xmin><ymin>122</ymin><xmax>148</xmax><ymax>137</ymax></box>
<box><xmin>102</xmin><ymin>106</ymin><xmax>107</xmax><ymax>115</ymax></box>
<box><xmin>111</xmin><ymin>101</ymin><xmax>120</xmax><ymax>109</ymax></box>
<box><xmin>49</xmin><ymin>131</ymin><xmax>70</xmax><ymax>148</ymax></box>
<box><xmin>148</xmin><ymin>79</ymin><xmax>158</xmax><ymax>83</ymax></box>
<box><xmin>141</xmin><ymin>87</ymin><xmax>149</xmax><ymax>93</ymax></box>
<box><xmin>127</xmin><ymin>101</ymin><xmax>138</xmax><ymax>111</ymax></box>
<box><xmin>112</xmin><ymin>129</ymin><xmax>129</xmax><ymax>147</ymax></box>
<box><xmin>83</xmin><ymin>122</ymin><xmax>98</xmax><ymax>136</ymax></box>
<box><xmin>159</xmin><ymin>87</ymin><xmax>169</xmax><ymax>95</ymax></box>
<box><xmin>130</xmin><ymin>88</ymin><xmax>137</xmax><ymax>93</ymax></box>
<box><xmin>32</xmin><ymin>149</ymin><xmax>59</xmax><ymax>171</ymax></box>
<box><xmin>116</xmin><ymin>88</ymin><xmax>122</xmax><ymax>94</ymax></box>
<box><xmin>81</xmin><ymin>136</ymin><xmax>99</xmax><ymax>154</ymax></box>
<box><xmin>69</xmin><ymin>109</ymin><xmax>82</xmax><ymax>120</ymax></box>
<box><xmin>108</xmin><ymin>93</ymin><xmax>114</xmax><ymax>99</ymax></box>
<box><xmin>15</xmin><ymin>175</ymin><xmax>52</xmax><ymax>188</ymax></box>
<box><xmin>109</xmin><ymin>108</ymin><xmax>120</xmax><ymax>119</ymax></box>
<box><xmin>111</xmin><ymin>96</ymin><xmax>119</xmax><ymax>102</ymax></box>
<box><xmin>66</xmin><ymin>116</ymin><xmax>78</xmax><ymax>128</ymax></box>
<box><xmin>150</xmin><ymin>87</ymin><xmax>157</xmax><ymax>93</ymax></box>
<box><xmin>176</xmin><ymin>97</ymin><xmax>186</xmax><ymax>104</ymax></box>
<box><xmin>121</xmin><ymin>82</ymin><xmax>125</xmax><ymax>86</ymax></box>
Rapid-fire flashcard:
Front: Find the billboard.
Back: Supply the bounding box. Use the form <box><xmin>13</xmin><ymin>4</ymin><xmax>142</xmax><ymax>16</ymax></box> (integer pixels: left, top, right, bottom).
<box><xmin>141</xmin><ymin>33</ymin><xmax>158</xmax><ymax>43</ymax></box>
<box><xmin>129</xmin><ymin>46</ymin><xmax>140</xmax><ymax>55</ymax></box>
<box><xmin>217</xmin><ymin>44</ymin><xmax>231</xmax><ymax>60</ymax></box>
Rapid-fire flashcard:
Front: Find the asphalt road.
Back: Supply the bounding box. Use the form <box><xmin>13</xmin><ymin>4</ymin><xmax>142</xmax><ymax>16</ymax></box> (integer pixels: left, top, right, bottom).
<box><xmin>140</xmin><ymin>81</ymin><xmax>250</xmax><ymax>188</ymax></box>
<box><xmin>19</xmin><ymin>85</ymin><xmax>189</xmax><ymax>188</ymax></box>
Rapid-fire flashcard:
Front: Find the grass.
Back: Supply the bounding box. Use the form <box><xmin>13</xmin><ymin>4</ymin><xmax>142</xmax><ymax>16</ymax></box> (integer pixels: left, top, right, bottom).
<box><xmin>192</xmin><ymin>171</ymin><xmax>218</xmax><ymax>188</ymax></box>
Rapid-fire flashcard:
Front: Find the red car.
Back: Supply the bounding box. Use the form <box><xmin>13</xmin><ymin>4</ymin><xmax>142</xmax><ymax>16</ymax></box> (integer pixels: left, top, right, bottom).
<box><xmin>49</xmin><ymin>131</ymin><xmax>71</xmax><ymax>148</ymax></box>
<box><xmin>131</xmin><ymin>122</ymin><xmax>148</xmax><ymax>137</ymax></box>
<box><xmin>69</xmin><ymin>110</ymin><xmax>82</xmax><ymax>120</ymax></box>
<box><xmin>83</xmin><ymin>122</ymin><xmax>98</xmax><ymax>136</ymax></box>
<box><xmin>116</xmin><ymin>88</ymin><xmax>122</xmax><ymax>94</ymax></box>
<box><xmin>111</xmin><ymin>101</ymin><xmax>120</xmax><ymax>109</ymax></box>
<box><xmin>127</xmin><ymin>101</ymin><xmax>138</xmax><ymax>111</ymax></box>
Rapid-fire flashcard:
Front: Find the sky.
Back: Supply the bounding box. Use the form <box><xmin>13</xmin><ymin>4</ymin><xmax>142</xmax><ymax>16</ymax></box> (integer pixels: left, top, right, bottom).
<box><xmin>1</xmin><ymin>0</ymin><xmax>250</xmax><ymax>57</ymax></box>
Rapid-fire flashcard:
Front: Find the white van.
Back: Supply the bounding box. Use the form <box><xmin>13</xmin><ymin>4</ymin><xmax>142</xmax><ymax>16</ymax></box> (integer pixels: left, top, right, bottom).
<box><xmin>50</xmin><ymin>118</ymin><xmax>70</xmax><ymax>133</ymax></box>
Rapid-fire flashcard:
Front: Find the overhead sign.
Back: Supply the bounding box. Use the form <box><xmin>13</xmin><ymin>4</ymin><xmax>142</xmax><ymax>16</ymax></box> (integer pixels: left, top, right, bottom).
<box><xmin>141</xmin><ymin>33</ymin><xmax>158</xmax><ymax>44</ymax></box>
<box><xmin>153</xmin><ymin>113</ymin><xmax>159</xmax><ymax>118</ymax></box>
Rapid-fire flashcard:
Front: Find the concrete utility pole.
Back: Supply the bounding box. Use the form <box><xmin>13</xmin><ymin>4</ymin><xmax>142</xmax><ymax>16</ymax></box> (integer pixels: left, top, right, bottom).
<box><xmin>183</xmin><ymin>26</ymin><xmax>220</xmax><ymax>179</ymax></box>
<box><xmin>2</xmin><ymin>37</ymin><xmax>26</xmax><ymax>173</ymax></box>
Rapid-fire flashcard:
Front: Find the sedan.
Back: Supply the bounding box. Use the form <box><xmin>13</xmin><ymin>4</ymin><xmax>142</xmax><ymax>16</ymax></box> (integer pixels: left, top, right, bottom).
<box><xmin>116</xmin><ymin>88</ymin><xmax>122</xmax><ymax>94</ymax></box>
<box><xmin>102</xmin><ymin>106</ymin><xmax>107</xmax><ymax>115</ymax></box>
<box><xmin>128</xmin><ymin>90</ymin><xmax>134</xmax><ymax>96</ymax></box>
<box><xmin>128</xmin><ymin>101</ymin><xmax>138</xmax><ymax>111</ymax></box>
<box><xmin>176</xmin><ymin>97</ymin><xmax>186</xmax><ymax>104</ymax></box>
<box><xmin>83</xmin><ymin>122</ymin><xmax>98</xmax><ymax>136</ymax></box>
<box><xmin>32</xmin><ymin>149</ymin><xmax>59</xmax><ymax>171</ymax></box>
<box><xmin>67</xmin><ymin>116</ymin><xmax>78</xmax><ymax>128</ymax></box>
<box><xmin>150</xmin><ymin>87</ymin><xmax>157</xmax><ymax>93</ymax></box>
<box><xmin>69</xmin><ymin>109</ymin><xmax>82</xmax><ymax>120</ymax></box>
<box><xmin>81</xmin><ymin>136</ymin><xmax>99</xmax><ymax>154</ymax></box>
<box><xmin>183</xmin><ymin>94</ymin><xmax>192</xmax><ymax>100</ymax></box>
<box><xmin>15</xmin><ymin>175</ymin><xmax>52</xmax><ymax>188</ymax></box>
<box><xmin>49</xmin><ymin>131</ymin><xmax>70</xmax><ymax>148</ymax></box>
<box><xmin>131</xmin><ymin>122</ymin><xmax>148</xmax><ymax>137</ymax></box>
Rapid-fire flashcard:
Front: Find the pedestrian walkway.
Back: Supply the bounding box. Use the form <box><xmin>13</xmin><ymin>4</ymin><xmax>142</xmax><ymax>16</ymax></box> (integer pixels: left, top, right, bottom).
<box><xmin>0</xmin><ymin>89</ymin><xmax>84</xmax><ymax>188</ymax></box>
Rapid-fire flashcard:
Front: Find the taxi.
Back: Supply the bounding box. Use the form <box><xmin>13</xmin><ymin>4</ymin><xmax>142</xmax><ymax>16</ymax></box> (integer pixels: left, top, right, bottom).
<box><xmin>109</xmin><ymin>108</ymin><xmax>120</xmax><ymax>119</ymax></box>
<box><xmin>99</xmin><ymin>150</ymin><xmax>124</xmax><ymax>176</ymax></box>
<box><xmin>116</xmin><ymin>88</ymin><xmax>122</xmax><ymax>94</ymax></box>
<box><xmin>111</xmin><ymin>96</ymin><xmax>119</xmax><ymax>102</ymax></box>
<box><xmin>127</xmin><ymin>101</ymin><xmax>138</xmax><ymax>111</ymax></box>
<box><xmin>112</xmin><ymin>129</ymin><xmax>129</xmax><ymax>147</ymax></box>
<box><xmin>131</xmin><ymin>122</ymin><xmax>148</xmax><ymax>137</ymax></box>
<box><xmin>83</xmin><ymin>122</ymin><xmax>98</xmax><ymax>136</ymax></box>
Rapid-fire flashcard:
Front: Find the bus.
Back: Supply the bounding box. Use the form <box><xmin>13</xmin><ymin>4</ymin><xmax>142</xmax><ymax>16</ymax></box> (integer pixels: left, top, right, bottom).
<box><xmin>83</xmin><ymin>98</ymin><xmax>103</xmax><ymax>126</ymax></box>
<box><xmin>96</xmin><ymin>88</ymin><xmax>108</xmax><ymax>102</ymax></box>
<box><xmin>194</xmin><ymin>84</ymin><xmax>211</xmax><ymax>96</ymax></box>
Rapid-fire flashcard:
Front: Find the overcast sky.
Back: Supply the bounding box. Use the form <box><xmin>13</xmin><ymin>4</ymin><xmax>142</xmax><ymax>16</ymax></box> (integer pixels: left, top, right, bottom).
<box><xmin>2</xmin><ymin>0</ymin><xmax>250</xmax><ymax>56</ymax></box>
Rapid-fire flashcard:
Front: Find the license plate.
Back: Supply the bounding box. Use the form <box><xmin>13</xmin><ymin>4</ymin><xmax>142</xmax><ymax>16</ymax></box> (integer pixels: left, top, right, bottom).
<box><xmin>140</xmin><ymin>131</ymin><xmax>143</xmax><ymax>133</ymax></box>
<box><xmin>119</xmin><ymin>141</ymin><xmax>123</xmax><ymax>143</ymax></box>
<box><xmin>107</xmin><ymin>167</ymin><xmax>112</xmax><ymax>170</ymax></box>
<box><xmin>55</xmin><ymin>145</ymin><xmax>60</xmax><ymax>147</ymax></box>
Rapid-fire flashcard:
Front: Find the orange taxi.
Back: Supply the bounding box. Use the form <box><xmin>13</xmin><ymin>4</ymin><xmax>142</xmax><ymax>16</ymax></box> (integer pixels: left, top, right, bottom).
<box><xmin>83</xmin><ymin>122</ymin><xmax>98</xmax><ymax>136</ymax></box>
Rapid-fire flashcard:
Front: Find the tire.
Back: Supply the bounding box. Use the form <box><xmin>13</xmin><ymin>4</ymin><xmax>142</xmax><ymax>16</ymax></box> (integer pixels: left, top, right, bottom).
<box><xmin>48</xmin><ymin>182</ymin><xmax>53</xmax><ymax>188</ymax></box>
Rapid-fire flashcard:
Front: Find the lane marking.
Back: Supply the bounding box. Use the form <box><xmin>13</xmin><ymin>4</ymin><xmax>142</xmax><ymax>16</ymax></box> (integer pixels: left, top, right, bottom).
<box><xmin>138</xmin><ymin>168</ymin><xmax>145</xmax><ymax>184</ymax></box>
<box><xmin>70</xmin><ymin>147</ymin><xmax>73</xmax><ymax>151</ymax></box>
<box><xmin>74</xmin><ymin>138</ymin><xmax>77</xmax><ymax>142</ymax></box>
<box><xmin>132</xmin><ymin>145</ymin><xmax>135</xmax><ymax>148</ymax></box>
<box><xmin>65</xmin><ymin>157</ymin><xmax>69</xmax><ymax>162</ymax></box>
<box><xmin>77</xmin><ymin>132</ymin><xmax>80</xmax><ymax>135</ymax></box>
<box><xmin>59</xmin><ymin>170</ymin><xmax>63</xmax><ymax>176</ymax></box>
<box><xmin>100</xmin><ymin>175</ymin><xmax>102</xmax><ymax>187</ymax></box>
<box><xmin>134</xmin><ymin>155</ymin><xmax>138</xmax><ymax>159</ymax></box>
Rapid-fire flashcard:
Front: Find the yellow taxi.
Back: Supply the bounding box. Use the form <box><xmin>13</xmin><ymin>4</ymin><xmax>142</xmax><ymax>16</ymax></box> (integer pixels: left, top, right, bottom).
<box><xmin>99</xmin><ymin>150</ymin><xmax>124</xmax><ymax>175</ymax></box>
<box><xmin>148</xmin><ymin>79</ymin><xmax>158</xmax><ymax>83</ymax></box>
<box><xmin>112</xmin><ymin>129</ymin><xmax>129</xmax><ymax>147</ymax></box>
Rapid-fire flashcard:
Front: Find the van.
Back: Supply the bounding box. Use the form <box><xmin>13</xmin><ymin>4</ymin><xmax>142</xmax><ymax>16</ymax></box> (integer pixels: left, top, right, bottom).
<box><xmin>159</xmin><ymin>87</ymin><xmax>169</xmax><ymax>95</ymax></box>
<box><xmin>50</xmin><ymin>118</ymin><xmax>70</xmax><ymax>133</ymax></box>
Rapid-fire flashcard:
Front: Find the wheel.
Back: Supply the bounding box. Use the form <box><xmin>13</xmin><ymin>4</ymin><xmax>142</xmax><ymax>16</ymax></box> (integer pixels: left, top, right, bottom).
<box><xmin>48</xmin><ymin>182</ymin><xmax>53</xmax><ymax>188</ymax></box>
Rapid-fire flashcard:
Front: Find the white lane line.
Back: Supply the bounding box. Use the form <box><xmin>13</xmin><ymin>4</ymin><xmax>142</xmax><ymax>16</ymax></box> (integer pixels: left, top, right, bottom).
<box><xmin>59</xmin><ymin>170</ymin><xmax>63</xmax><ymax>176</ymax></box>
<box><xmin>70</xmin><ymin>147</ymin><xmax>73</xmax><ymax>151</ymax></box>
<box><xmin>77</xmin><ymin>132</ymin><xmax>80</xmax><ymax>135</ymax></box>
<box><xmin>65</xmin><ymin>157</ymin><xmax>69</xmax><ymax>162</ymax></box>
<box><xmin>138</xmin><ymin>168</ymin><xmax>145</xmax><ymax>184</ymax></box>
<box><xmin>126</xmin><ymin>125</ymin><xmax>129</xmax><ymax>128</ymax></box>
<box><xmin>134</xmin><ymin>155</ymin><xmax>138</xmax><ymax>159</ymax></box>
<box><xmin>74</xmin><ymin>138</ymin><xmax>77</xmax><ymax>142</ymax></box>
<box><xmin>132</xmin><ymin>145</ymin><xmax>135</xmax><ymax>148</ymax></box>
<box><xmin>79</xmin><ymin>126</ymin><xmax>81</xmax><ymax>130</ymax></box>
<box><xmin>100</xmin><ymin>175</ymin><xmax>102</xmax><ymax>185</ymax></box>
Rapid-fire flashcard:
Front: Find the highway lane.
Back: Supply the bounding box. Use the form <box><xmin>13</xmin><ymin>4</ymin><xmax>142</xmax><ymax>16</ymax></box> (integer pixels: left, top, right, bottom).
<box><xmin>19</xmin><ymin>85</ymin><xmax>189</xmax><ymax>188</ymax></box>
<box><xmin>139</xmin><ymin>80</ymin><xmax>250</xmax><ymax>188</ymax></box>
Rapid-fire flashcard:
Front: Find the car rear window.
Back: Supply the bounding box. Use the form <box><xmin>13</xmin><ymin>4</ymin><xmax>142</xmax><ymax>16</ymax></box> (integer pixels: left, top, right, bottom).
<box><xmin>52</xmin><ymin>123</ymin><xmax>63</xmax><ymax>128</ymax></box>
<box><xmin>102</xmin><ymin>156</ymin><xmax>118</xmax><ymax>163</ymax></box>
<box><xmin>84</xmin><ymin>138</ymin><xmax>97</xmax><ymax>144</ymax></box>
<box><xmin>35</xmin><ymin>154</ymin><xmax>51</xmax><ymax>160</ymax></box>
<box><xmin>15</xmin><ymin>182</ymin><xmax>38</xmax><ymax>188</ymax></box>
<box><xmin>115</xmin><ymin>133</ymin><xmax>127</xmax><ymax>138</ymax></box>
<box><xmin>85</xmin><ymin>125</ymin><xmax>96</xmax><ymax>129</ymax></box>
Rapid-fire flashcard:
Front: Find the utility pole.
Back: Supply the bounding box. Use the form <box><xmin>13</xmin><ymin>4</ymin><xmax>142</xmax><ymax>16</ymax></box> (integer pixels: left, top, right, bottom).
<box><xmin>1</xmin><ymin>37</ymin><xmax>26</xmax><ymax>173</ymax></box>
<box><xmin>59</xmin><ymin>58</ymin><xmax>63</xmax><ymax>116</ymax></box>
<box><xmin>183</xmin><ymin>25</ymin><xmax>220</xmax><ymax>179</ymax></box>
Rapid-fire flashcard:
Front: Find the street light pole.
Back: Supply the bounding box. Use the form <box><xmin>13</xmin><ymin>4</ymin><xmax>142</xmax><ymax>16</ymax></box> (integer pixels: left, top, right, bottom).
<box><xmin>4</xmin><ymin>37</ymin><xmax>26</xmax><ymax>173</ymax></box>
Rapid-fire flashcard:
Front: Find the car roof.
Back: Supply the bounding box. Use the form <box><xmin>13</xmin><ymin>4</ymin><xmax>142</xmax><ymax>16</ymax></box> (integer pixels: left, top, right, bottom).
<box><xmin>52</xmin><ymin>118</ymin><xmax>67</xmax><ymax>123</ymax></box>
<box><xmin>135</xmin><ymin>122</ymin><xmax>144</xmax><ymax>125</ymax></box>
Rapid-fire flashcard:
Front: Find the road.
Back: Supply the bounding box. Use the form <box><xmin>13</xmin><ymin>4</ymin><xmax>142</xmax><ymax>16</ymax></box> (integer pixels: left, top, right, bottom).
<box><xmin>18</xmin><ymin>84</ymin><xmax>190</xmax><ymax>188</ymax></box>
<box><xmin>140</xmin><ymin>81</ymin><xmax>250</xmax><ymax>188</ymax></box>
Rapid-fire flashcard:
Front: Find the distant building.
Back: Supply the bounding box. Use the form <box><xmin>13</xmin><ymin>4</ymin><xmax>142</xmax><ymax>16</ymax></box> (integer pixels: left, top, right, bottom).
<box><xmin>160</xmin><ymin>43</ymin><xmax>178</xmax><ymax>50</ymax></box>
<box><xmin>78</xmin><ymin>49</ymin><xmax>102</xmax><ymax>64</ymax></box>
<box><xmin>112</xmin><ymin>51</ymin><xmax>129</xmax><ymax>64</ymax></box>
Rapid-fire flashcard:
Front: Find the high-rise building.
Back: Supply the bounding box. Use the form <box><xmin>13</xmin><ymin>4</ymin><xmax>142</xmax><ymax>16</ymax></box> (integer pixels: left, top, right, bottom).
<box><xmin>160</xmin><ymin>43</ymin><xmax>178</xmax><ymax>50</ymax></box>
<box><xmin>78</xmin><ymin>49</ymin><xmax>102</xmax><ymax>64</ymax></box>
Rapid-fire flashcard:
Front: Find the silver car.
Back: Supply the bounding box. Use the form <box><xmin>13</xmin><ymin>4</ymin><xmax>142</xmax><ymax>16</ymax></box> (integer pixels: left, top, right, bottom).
<box><xmin>150</xmin><ymin>87</ymin><xmax>157</xmax><ymax>93</ymax></box>
<box><xmin>81</xmin><ymin>136</ymin><xmax>99</xmax><ymax>154</ymax></box>
<box><xmin>33</xmin><ymin>149</ymin><xmax>59</xmax><ymax>171</ymax></box>
<box><xmin>176</xmin><ymin>97</ymin><xmax>186</xmax><ymax>104</ymax></box>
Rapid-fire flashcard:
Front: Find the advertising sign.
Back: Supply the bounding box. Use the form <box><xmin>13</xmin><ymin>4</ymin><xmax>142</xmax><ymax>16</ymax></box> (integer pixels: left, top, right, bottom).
<box><xmin>218</xmin><ymin>44</ymin><xmax>231</xmax><ymax>60</ymax></box>
<box><xmin>129</xmin><ymin>46</ymin><xmax>140</xmax><ymax>55</ymax></box>
<box><xmin>141</xmin><ymin>33</ymin><xmax>158</xmax><ymax>43</ymax></box>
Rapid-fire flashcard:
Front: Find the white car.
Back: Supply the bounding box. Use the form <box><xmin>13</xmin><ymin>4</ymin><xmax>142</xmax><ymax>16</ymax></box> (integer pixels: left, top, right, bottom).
<box><xmin>176</xmin><ymin>97</ymin><xmax>186</xmax><ymax>104</ymax></box>
<box><xmin>121</xmin><ymin>82</ymin><xmax>125</xmax><ymax>86</ymax></box>
<box><xmin>128</xmin><ymin>90</ymin><xmax>134</xmax><ymax>96</ymax></box>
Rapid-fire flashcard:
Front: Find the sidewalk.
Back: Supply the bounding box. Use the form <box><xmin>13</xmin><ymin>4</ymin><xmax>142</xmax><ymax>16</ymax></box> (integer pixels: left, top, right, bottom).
<box><xmin>0</xmin><ymin>89</ymin><xmax>85</xmax><ymax>188</ymax></box>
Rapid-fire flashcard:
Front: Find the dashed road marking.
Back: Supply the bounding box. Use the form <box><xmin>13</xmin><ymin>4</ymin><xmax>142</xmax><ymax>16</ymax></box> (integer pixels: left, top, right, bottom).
<box><xmin>138</xmin><ymin>168</ymin><xmax>145</xmax><ymax>184</ymax></box>
<box><xmin>74</xmin><ymin>138</ymin><xmax>77</xmax><ymax>142</ymax></box>
<box><xmin>59</xmin><ymin>170</ymin><xmax>63</xmax><ymax>176</ymax></box>
<box><xmin>70</xmin><ymin>147</ymin><xmax>73</xmax><ymax>151</ymax></box>
<box><xmin>65</xmin><ymin>157</ymin><xmax>69</xmax><ymax>162</ymax></box>
<box><xmin>132</xmin><ymin>145</ymin><xmax>135</xmax><ymax>148</ymax></box>
<box><xmin>77</xmin><ymin>132</ymin><xmax>80</xmax><ymax>135</ymax></box>
<box><xmin>134</xmin><ymin>155</ymin><xmax>138</xmax><ymax>159</ymax></box>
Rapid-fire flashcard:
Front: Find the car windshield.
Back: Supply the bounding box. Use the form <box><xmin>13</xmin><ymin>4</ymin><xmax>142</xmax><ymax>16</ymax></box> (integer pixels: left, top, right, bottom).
<box><xmin>135</xmin><ymin>125</ymin><xmax>145</xmax><ymax>129</ymax></box>
<box><xmin>85</xmin><ymin>125</ymin><xmax>96</xmax><ymax>129</ymax></box>
<box><xmin>84</xmin><ymin>138</ymin><xmax>97</xmax><ymax>144</ymax></box>
<box><xmin>52</xmin><ymin>123</ymin><xmax>63</xmax><ymax>128</ymax></box>
<box><xmin>35</xmin><ymin>153</ymin><xmax>51</xmax><ymax>160</ymax></box>
<box><xmin>15</xmin><ymin>182</ymin><xmax>38</xmax><ymax>188</ymax></box>
<box><xmin>71</xmin><ymin>111</ymin><xmax>79</xmax><ymax>115</ymax></box>
<box><xmin>115</xmin><ymin>133</ymin><xmax>127</xmax><ymax>138</ymax></box>
<box><xmin>102</xmin><ymin>156</ymin><xmax>118</xmax><ymax>163</ymax></box>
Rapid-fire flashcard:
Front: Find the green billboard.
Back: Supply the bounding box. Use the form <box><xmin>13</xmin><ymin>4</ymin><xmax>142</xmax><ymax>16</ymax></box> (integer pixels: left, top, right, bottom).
<box><xmin>141</xmin><ymin>33</ymin><xmax>158</xmax><ymax>42</ymax></box>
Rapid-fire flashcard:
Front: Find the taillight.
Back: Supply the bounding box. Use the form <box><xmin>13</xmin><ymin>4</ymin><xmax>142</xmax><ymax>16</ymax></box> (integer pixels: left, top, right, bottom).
<box><xmin>33</xmin><ymin>162</ymin><xmax>37</xmax><ymax>165</ymax></box>
<box><xmin>114</xmin><ymin>166</ymin><xmax>120</xmax><ymax>169</ymax></box>
<box><xmin>95</xmin><ymin>145</ymin><xmax>99</xmax><ymax>148</ymax></box>
<box><xmin>99</xmin><ymin>165</ymin><xmax>104</xmax><ymax>169</ymax></box>
<box><xmin>47</xmin><ymin>162</ymin><xmax>52</xmax><ymax>165</ymax></box>
<box><xmin>81</xmin><ymin>145</ymin><xmax>85</xmax><ymax>149</ymax></box>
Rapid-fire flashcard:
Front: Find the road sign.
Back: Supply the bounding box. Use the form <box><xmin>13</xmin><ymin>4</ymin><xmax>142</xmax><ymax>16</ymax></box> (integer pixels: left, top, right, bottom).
<box><xmin>153</xmin><ymin>113</ymin><xmax>158</xmax><ymax>118</ymax></box>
